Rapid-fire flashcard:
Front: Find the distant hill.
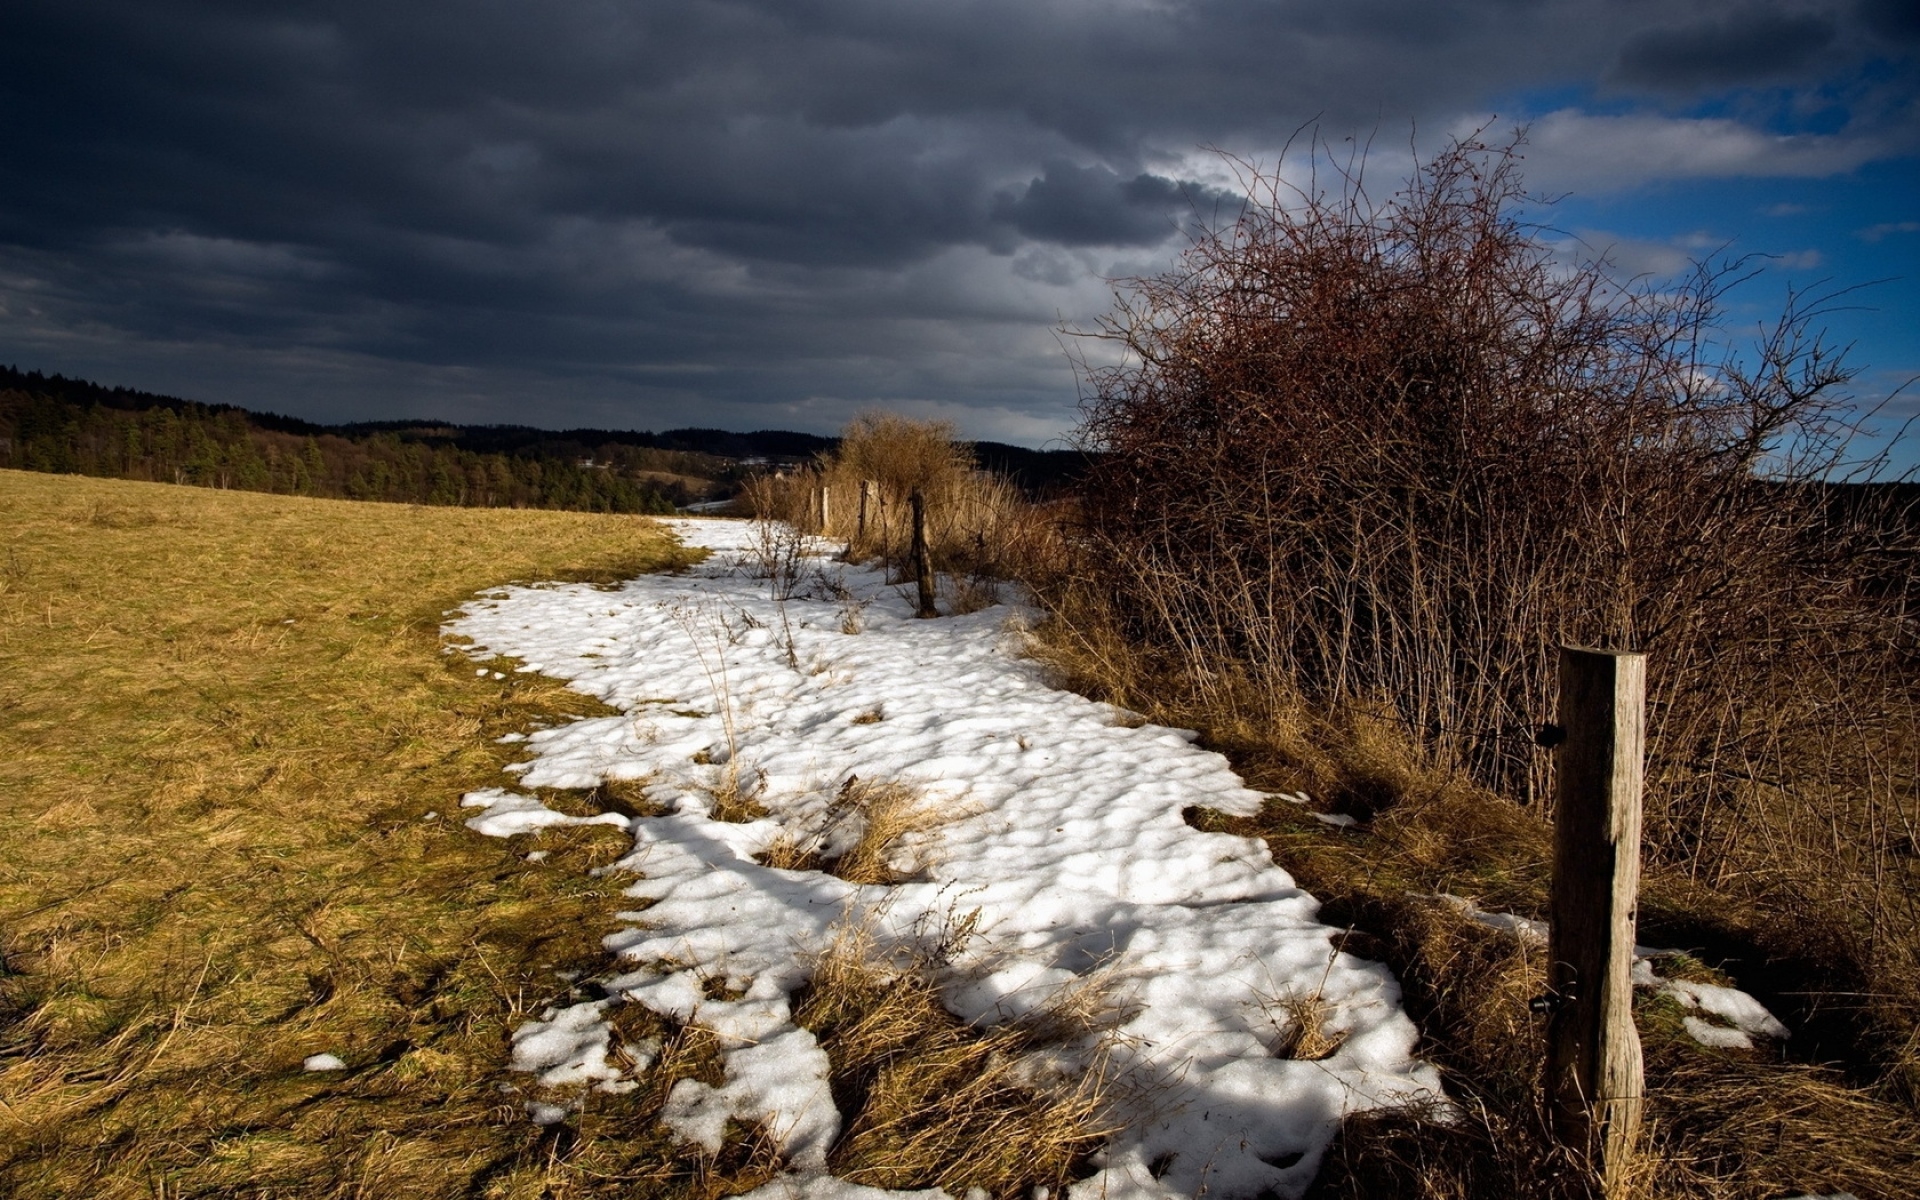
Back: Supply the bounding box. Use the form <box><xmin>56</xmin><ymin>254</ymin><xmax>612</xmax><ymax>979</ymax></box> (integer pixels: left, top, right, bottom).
<box><xmin>0</xmin><ymin>367</ymin><xmax>1090</xmax><ymax>513</ymax></box>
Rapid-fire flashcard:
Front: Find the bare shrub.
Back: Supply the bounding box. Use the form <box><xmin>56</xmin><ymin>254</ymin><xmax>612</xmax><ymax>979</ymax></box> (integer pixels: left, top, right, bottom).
<box><xmin>829</xmin><ymin>414</ymin><xmax>1065</xmax><ymax>587</ymax></box>
<box><xmin>740</xmin><ymin>474</ymin><xmax>808</xmax><ymax>600</ymax></box>
<box><xmin>738</xmin><ymin>416</ymin><xmax>1070</xmax><ymax>615</ymax></box>
<box><xmin>1065</xmin><ymin>131</ymin><xmax>1920</xmax><ymax>1066</ymax></box>
<box><xmin>831</xmin><ymin>413</ymin><xmax>973</xmax><ymax>520</ymax></box>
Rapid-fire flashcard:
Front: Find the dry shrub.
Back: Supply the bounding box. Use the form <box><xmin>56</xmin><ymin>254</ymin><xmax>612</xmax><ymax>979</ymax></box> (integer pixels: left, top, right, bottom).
<box><xmin>795</xmin><ymin>921</ymin><xmax>1117</xmax><ymax>1200</ymax></box>
<box><xmin>1063</xmin><ymin>130</ymin><xmax>1920</xmax><ymax>1083</ymax></box>
<box><xmin>832</xmin><ymin>412</ymin><xmax>975</xmax><ymax>508</ymax></box>
<box><xmin>743</xmin><ymin>414</ymin><xmax>1067</xmax><ymax>596</ymax></box>
<box><xmin>739</xmin><ymin>473</ymin><xmax>810</xmax><ymax>600</ymax></box>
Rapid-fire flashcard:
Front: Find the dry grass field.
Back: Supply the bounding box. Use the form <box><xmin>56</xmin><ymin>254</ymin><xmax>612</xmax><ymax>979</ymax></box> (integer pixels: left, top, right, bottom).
<box><xmin>0</xmin><ymin>470</ymin><xmax>757</xmax><ymax>1198</ymax></box>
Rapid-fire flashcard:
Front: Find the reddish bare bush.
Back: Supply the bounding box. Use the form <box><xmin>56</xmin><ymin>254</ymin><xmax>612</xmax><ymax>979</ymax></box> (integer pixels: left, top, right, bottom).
<box><xmin>1067</xmin><ymin>133</ymin><xmax>1920</xmax><ymax>1066</ymax></box>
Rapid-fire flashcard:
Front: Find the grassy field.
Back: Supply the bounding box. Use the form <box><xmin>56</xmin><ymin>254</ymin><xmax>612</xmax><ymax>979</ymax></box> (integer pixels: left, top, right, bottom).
<box><xmin>0</xmin><ymin>470</ymin><xmax>742</xmax><ymax>1197</ymax></box>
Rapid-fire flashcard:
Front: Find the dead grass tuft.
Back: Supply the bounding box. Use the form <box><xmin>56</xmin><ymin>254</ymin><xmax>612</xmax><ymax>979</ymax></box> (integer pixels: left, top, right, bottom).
<box><xmin>795</xmin><ymin>921</ymin><xmax>1118</xmax><ymax>1200</ymax></box>
<box><xmin>824</xmin><ymin>776</ymin><xmax>956</xmax><ymax>885</ymax></box>
<box><xmin>1262</xmin><ymin>988</ymin><xmax>1347</xmax><ymax>1062</ymax></box>
<box><xmin>706</xmin><ymin>765</ymin><xmax>770</xmax><ymax>824</ymax></box>
<box><xmin>756</xmin><ymin>833</ymin><xmax>826</xmax><ymax>873</ymax></box>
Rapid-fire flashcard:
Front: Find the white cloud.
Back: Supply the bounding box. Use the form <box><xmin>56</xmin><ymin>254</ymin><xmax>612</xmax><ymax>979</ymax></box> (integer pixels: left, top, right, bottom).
<box><xmin>1510</xmin><ymin>110</ymin><xmax>1886</xmax><ymax>193</ymax></box>
<box><xmin>1859</xmin><ymin>220</ymin><xmax>1920</xmax><ymax>241</ymax></box>
<box><xmin>1547</xmin><ymin>228</ymin><xmax>1824</xmax><ymax>280</ymax></box>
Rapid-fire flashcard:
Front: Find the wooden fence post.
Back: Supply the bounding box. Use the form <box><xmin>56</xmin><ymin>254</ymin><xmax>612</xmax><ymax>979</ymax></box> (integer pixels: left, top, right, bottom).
<box><xmin>909</xmin><ymin>489</ymin><xmax>938</xmax><ymax>618</ymax></box>
<box><xmin>857</xmin><ymin>480</ymin><xmax>872</xmax><ymax>543</ymax></box>
<box><xmin>1546</xmin><ymin>646</ymin><xmax>1646</xmax><ymax>1194</ymax></box>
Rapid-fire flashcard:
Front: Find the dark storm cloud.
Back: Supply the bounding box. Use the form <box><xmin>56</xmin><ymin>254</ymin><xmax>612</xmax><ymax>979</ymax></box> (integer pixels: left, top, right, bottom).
<box><xmin>0</xmin><ymin>0</ymin><xmax>1914</xmax><ymax>437</ymax></box>
<box><xmin>1612</xmin><ymin>6</ymin><xmax>1839</xmax><ymax>89</ymax></box>
<box><xmin>992</xmin><ymin>162</ymin><xmax>1240</xmax><ymax>247</ymax></box>
<box><xmin>1859</xmin><ymin>0</ymin><xmax>1920</xmax><ymax>42</ymax></box>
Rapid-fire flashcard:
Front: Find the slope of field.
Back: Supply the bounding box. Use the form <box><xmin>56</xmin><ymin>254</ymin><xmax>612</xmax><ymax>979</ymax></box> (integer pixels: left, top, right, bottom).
<box><xmin>0</xmin><ymin>471</ymin><xmax>710</xmax><ymax>1197</ymax></box>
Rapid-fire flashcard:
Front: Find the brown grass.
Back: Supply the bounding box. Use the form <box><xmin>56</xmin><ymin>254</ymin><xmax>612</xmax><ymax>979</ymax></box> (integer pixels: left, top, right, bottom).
<box><xmin>0</xmin><ymin>469</ymin><xmax>802</xmax><ymax>1198</ymax></box>
<box><xmin>824</xmin><ymin>777</ymin><xmax>956</xmax><ymax>886</ymax></box>
<box><xmin>705</xmin><ymin>767</ymin><xmax>770</xmax><ymax>824</ymax></box>
<box><xmin>1262</xmin><ymin>988</ymin><xmax>1347</xmax><ymax>1062</ymax></box>
<box><xmin>755</xmin><ymin>834</ymin><xmax>824</xmax><ymax>873</ymax></box>
<box><xmin>794</xmin><ymin>921</ymin><xmax>1117</xmax><ymax>1200</ymax></box>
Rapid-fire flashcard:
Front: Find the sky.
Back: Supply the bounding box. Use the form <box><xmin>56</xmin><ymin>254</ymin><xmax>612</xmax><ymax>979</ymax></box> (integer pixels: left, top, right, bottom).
<box><xmin>1</xmin><ymin>1</ymin><xmax>1915</xmax><ymax>451</ymax></box>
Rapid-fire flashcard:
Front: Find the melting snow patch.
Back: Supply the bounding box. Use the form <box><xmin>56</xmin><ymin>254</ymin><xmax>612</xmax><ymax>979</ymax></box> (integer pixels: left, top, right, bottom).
<box><xmin>302</xmin><ymin>1053</ymin><xmax>346</xmax><ymax>1072</ymax></box>
<box><xmin>447</xmin><ymin>518</ymin><xmax>1444</xmax><ymax>1199</ymax></box>
<box><xmin>510</xmin><ymin>999</ymin><xmax>628</xmax><ymax>1089</ymax></box>
<box><xmin>526</xmin><ymin>1100</ymin><xmax>571</xmax><ymax>1126</ymax></box>
<box><xmin>1658</xmin><ymin>976</ymin><xmax>1789</xmax><ymax>1048</ymax></box>
<box><xmin>1435</xmin><ymin>898</ymin><xmax>1787</xmax><ymax>1050</ymax></box>
<box><xmin>459</xmin><ymin>788</ymin><xmax>628</xmax><ymax>838</ymax></box>
<box><xmin>1429</xmin><ymin>894</ymin><xmax>1548</xmax><ymax>947</ymax></box>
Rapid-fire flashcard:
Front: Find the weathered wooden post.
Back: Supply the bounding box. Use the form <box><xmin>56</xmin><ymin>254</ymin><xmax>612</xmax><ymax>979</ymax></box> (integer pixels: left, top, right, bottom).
<box><xmin>1546</xmin><ymin>646</ymin><xmax>1646</xmax><ymax>1194</ymax></box>
<box><xmin>909</xmin><ymin>489</ymin><xmax>938</xmax><ymax>618</ymax></box>
<box><xmin>857</xmin><ymin>479</ymin><xmax>873</xmax><ymax>546</ymax></box>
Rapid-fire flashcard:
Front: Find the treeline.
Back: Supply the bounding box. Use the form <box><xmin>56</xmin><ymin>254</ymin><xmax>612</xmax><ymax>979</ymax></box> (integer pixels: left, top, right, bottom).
<box><xmin>0</xmin><ymin>370</ymin><xmax>680</xmax><ymax>513</ymax></box>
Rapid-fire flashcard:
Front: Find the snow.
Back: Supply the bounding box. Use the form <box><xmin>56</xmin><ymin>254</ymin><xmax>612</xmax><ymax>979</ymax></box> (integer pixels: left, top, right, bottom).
<box><xmin>509</xmin><ymin>999</ymin><xmax>628</xmax><ymax>1088</ymax></box>
<box><xmin>447</xmin><ymin>518</ymin><xmax>1444</xmax><ymax>1200</ymax></box>
<box><xmin>302</xmin><ymin>1053</ymin><xmax>346</xmax><ymax>1072</ymax></box>
<box><xmin>459</xmin><ymin>786</ymin><xmax>628</xmax><ymax>837</ymax></box>
<box><xmin>1431</xmin><ymin>893</ymin><xmax>1549</xmax><ymax>947</ymax></box>
<box><xmin>1442</xmin><ymin>896</ymin><xmax>1789</xmax><ymax>1050</ymax></box>
<box><xmin>1656</xmin><ymin>975</ymin><xmax>1791</xmax><ymax>1049</ymax></box>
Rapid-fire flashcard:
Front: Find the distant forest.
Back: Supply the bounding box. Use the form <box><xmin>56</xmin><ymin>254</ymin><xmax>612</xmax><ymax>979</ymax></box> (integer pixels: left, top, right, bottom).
<box><xmin>0</xmin><ymin>367</ymin><xmax>1089</xmax><ymax>513</ymax></box>
<box><xmin>0</xmin><ymin>368</ymin><xmax>745</xmax><ymax>513</ymax></box>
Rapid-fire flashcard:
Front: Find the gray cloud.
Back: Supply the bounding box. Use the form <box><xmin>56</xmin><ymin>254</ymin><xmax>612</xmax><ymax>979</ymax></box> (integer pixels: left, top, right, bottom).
<box><xmin>0</xmin><ymin>0</ymin><xmax>1914</xmax><ymax>440</ymax></box>
<box><xmin>1859</xmin><ymin>0</ymin><xmax>1920</xmax><ymax>42</ymax></box>
<box><xmin>1613</xmin><ymin>6</ymin><xmax>1839</xmax><ymax>89</ymax></box>
<box><xmin>992</xmin><ymin>162</ymin><xmax>1240</xmax><ymax>247</ymax></box>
